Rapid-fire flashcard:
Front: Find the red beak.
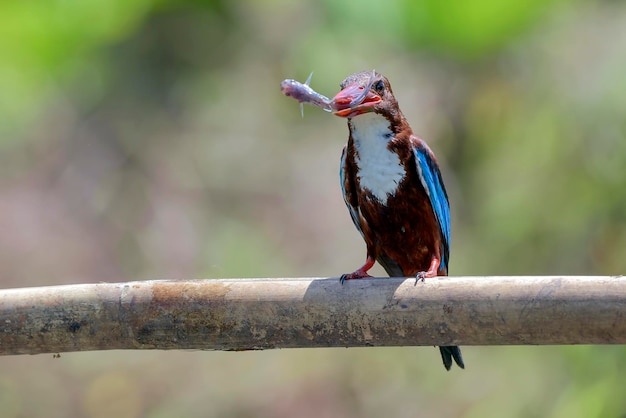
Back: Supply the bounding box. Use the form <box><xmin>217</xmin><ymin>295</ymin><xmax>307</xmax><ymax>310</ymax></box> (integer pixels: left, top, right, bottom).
<box><xmin>331</xmin><ymin>82</ymin><xmax>382</xmax><ymax>118</ymax></box>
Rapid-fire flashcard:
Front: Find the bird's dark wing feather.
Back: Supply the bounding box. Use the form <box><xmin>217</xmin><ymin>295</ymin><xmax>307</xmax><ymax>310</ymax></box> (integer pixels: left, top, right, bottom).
<box><xmin>340</xmin><ymin>147</ymin><xmax>364</xmax><ymax>239</ymax></box>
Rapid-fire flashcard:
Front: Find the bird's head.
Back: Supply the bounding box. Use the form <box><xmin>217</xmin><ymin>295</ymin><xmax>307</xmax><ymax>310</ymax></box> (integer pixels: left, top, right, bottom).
<box><xmin>331</xmin><ymin>71</ymin><xmax>400</xmax><ymax>120</ymax></box>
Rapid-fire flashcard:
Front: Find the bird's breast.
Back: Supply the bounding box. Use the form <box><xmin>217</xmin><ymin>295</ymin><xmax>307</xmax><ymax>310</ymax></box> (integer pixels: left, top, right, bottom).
<box><xmin>350</xmin><ymin>113</ymin><xmax>406</xmax><ymax>204</ymax></box>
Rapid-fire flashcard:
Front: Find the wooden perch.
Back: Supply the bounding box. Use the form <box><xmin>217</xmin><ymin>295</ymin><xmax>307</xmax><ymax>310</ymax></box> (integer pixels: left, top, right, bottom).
<box><xmin>0</xmin><ymin>276</ymin><xmax>624</xmax><ymax>356</ymax></box>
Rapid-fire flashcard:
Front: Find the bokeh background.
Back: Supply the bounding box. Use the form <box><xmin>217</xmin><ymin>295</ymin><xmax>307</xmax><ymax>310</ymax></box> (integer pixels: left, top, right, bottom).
<box><xmin>1</xmin><ymin>0</ymin><xmax>626</xmax><ymax>416</ymax></box>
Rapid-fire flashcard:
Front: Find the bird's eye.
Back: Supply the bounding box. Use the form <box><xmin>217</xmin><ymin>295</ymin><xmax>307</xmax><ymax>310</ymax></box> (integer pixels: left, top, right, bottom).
<box><xmin>374</xmin><ymin>80</ymin><xmax>384</xmax><ymax>93</ymax></box>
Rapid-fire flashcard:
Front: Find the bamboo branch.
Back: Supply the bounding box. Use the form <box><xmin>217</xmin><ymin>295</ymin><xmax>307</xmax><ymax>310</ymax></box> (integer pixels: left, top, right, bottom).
<box><xmin>0</xmin><ymin>276</ymin><xmax>624</xmax><ymax>356</ymax></box>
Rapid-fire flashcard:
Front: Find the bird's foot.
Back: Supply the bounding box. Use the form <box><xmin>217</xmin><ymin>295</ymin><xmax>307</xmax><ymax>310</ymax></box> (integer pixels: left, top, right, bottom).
<box><xmin>340</xmin><ymin>256</ymin><xmax>376</xmax><ymax>285</ymax></box>
<box><xmin>414</xmin><ymin>257</ymin><xmax>441</xmax><ymax>285</ymax></box>
<box><xmin>414</xmin><ymin>270</ymin><xmax>436</xmax><ymax>284</ymax></box>
<box><xmin>414</xmin><ymin>271</ymin><xmax>427</xmax><ymax>284</ymax></box>
<box><xmin>340</xmin><ymin>270</ymin><xmax>372</xmax><ymax>285</ymax></box>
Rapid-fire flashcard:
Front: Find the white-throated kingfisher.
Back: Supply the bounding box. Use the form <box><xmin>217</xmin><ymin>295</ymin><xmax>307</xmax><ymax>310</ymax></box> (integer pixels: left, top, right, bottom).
<box><xmin>332</xmin><ymin>71</ymin><xmax>464</xmax><ymax>371</ymax></box>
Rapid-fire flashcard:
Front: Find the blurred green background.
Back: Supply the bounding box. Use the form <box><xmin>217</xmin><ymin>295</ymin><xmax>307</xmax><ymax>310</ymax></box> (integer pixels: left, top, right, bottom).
<box><xmin>1</xmin><ymin>0</ymin><xmax>626</xmax><ymax>416</ymax></box>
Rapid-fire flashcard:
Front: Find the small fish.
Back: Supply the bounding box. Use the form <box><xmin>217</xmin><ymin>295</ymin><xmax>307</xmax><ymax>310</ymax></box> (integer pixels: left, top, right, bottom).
<box><xmin>281</xmin><ymin>72</ymin><xmax>333</xmax><ymax>116</ymax></box>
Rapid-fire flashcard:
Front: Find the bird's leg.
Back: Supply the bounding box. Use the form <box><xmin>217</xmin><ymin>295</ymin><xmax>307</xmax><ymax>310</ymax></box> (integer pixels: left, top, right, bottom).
<box><xmin>340</xmin><ymin>256</ymin><xmax>375</xmax><ymax>284</ymax></box>
<box><xmin>415</xmin><ymin>256</ymin><xmax>440</xmax><ymax>284</ymax></box>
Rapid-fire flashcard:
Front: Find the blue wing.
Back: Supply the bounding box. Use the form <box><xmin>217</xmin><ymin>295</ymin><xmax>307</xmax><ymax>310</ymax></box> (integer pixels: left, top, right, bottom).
<box><xmin>413</xmin><ymin>143</ymin><xmax>450</xmax><ymax>269</ymax></box>
<box><xmin>340</xmin><ymin>147</ymin><xmax>364</xmax><ymax>239</ymax></box>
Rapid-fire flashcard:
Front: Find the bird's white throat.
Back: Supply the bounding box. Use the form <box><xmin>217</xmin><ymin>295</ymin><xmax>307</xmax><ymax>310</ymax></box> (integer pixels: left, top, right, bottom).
<box><xmin>350</xmin><ymin>113</ymin><xmax>406</xmax><ymax>204</ymax></box>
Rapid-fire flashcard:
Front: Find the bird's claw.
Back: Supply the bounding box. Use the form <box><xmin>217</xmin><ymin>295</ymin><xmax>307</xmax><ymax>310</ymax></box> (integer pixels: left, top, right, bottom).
<box><xmin>340</xmin><ymin>271</ymin><xmax>372</xmax><ymax>285</ymax></box>
<box><xmin>414</xmin><ymin>259</ymin><xmax>440</xmax><ymax>285</ymax></box>
<box><xmin>414</xmin><ymin>271</ymin><xmax>427</xmax><ymax>285</ymax></box>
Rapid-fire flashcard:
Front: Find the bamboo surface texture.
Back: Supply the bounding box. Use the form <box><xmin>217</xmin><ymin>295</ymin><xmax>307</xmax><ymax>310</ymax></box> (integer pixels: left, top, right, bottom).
<box><xmin>0</xmin><ymin>276</ymin><xmax>624</xmax><ymax>355</ymax></box>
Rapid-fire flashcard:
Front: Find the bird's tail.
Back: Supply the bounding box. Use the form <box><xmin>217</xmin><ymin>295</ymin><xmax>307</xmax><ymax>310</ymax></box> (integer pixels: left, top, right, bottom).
<box><xmin>439</xmin><ymin>346</ymin><xmax>465</xmax><ymax>371</ymax></box>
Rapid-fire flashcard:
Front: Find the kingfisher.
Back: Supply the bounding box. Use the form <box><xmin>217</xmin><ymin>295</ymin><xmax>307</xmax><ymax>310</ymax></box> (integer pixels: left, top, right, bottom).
<box><xmin>331</xmin><ymin>71</ymin><xmax>464</xmax><ymax>371</ymax></box>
